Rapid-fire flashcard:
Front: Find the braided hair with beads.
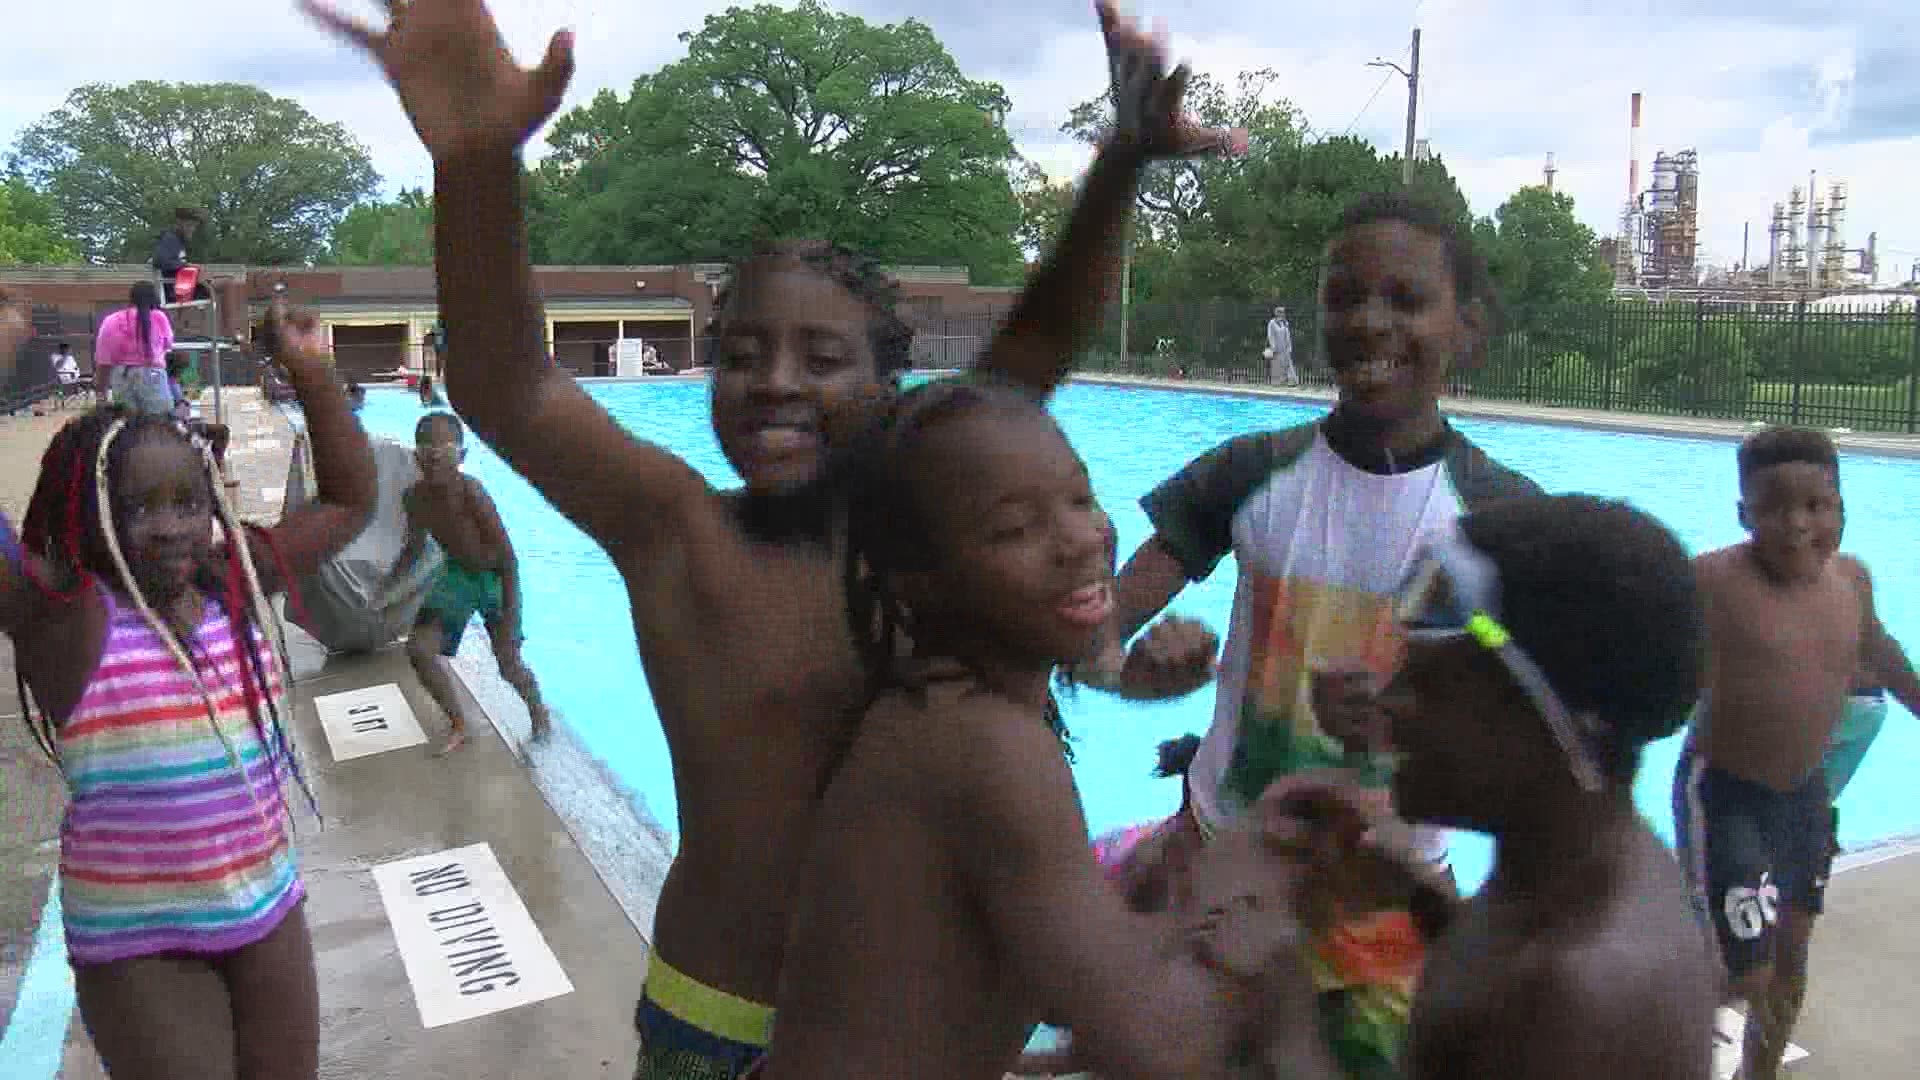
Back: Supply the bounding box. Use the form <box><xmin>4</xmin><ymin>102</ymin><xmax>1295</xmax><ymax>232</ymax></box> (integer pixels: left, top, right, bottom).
<box><xmin>824</xmin><ymin>377</ymin><xmax>1077</xmax><ymax>799</ymax></box>
<box><xmin>15</xmin><ymin>405</ymin><xmax>317</xmax><ymax>824</ymax></box>
<box><xmin>705</xmin><ymin>239</ymin><xmax>917</xmax><ymax>378</ymax></box>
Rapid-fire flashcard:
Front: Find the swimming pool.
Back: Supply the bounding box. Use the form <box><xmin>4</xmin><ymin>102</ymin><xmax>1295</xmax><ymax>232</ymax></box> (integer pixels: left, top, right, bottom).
<box><xmin>360</xmin><ymin>381</ymin><xmax>1920</xmax><ymax>893</ymax></box>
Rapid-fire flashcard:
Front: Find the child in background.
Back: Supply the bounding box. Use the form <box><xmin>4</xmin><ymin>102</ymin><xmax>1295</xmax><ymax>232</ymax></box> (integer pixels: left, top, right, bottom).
<box><xmin>380</xmin><ymin>412</ymin><xmax>550</xmax><ymax>754</ymax></box>
<box><xmin>0</xmin><ymin>307</ymin><xmax>375</xmax><ymax>1080</ymax></box>
<box><xmin>764</xmin><ymin>379</ymin><xmax>1334</xmax><ymax>1080</ymax></box>
<box><xmin>1077</xmin><ymin>191</ymin><xmax>1538</xmax><ymax>1074</ymax></box>
<box><xmin>303</xmin><ymin>0</ymin><xmax>1245</xmax><ymax>1074</ymax></box>
<box><xmin>417</xmin><ymin>372</ymin><xmax>443</xmax><ymax>408</ymax></box>
<box><xmin>1089</xmin><ymin>735</ymin><xmax>1208</xmax><ymax>913</ymax></box>
<box><xmin>165</xmin><ymin>351</ymin><xmax>235</xmax><ymax>483</ymax></box>
<box><xmin>347</xmin><ymin>381</ymin><xmax>367</xmax><ymax>413</ymax></box>
<box><xmin>1029</xmin><ymin>745</ymin><xmax>1448</xmax><ymax>1080</ymax></box>
<box><xmin>1387</xmin><ymin>495</ymin><xmax>1714</xmax><ymax>1078</ymax></box>
<box><xmin>1675</xmin><ymin>427</ymin><xmax>1906</xmax><ymax>1080</ymax></box>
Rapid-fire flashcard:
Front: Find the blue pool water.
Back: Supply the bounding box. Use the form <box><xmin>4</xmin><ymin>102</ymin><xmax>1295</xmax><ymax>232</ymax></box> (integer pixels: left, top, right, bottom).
<box><xmin>361</xmin><ymin>382</ymin><xmax>1920</xmax><ymax>892</ymax></box>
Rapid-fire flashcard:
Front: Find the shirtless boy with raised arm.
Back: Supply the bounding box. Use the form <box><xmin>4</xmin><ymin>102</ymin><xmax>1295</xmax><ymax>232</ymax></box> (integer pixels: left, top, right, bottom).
<box><xmin>1674</xmin><ymin>426</ymin><xmax>1898</xmax><ymax>1080</ymax></box>
<box><xmin>300</xmin><ymin>1</ymin><xmax>1244</xmax><ymax>1074</ymax></box>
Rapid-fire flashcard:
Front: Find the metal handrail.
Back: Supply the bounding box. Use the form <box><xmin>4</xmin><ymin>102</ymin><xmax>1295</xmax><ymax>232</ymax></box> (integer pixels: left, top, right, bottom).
<box><xmin>1</xmin><ymin>379</ymin><xmax>66</xmax><ymax>416</ymax></box>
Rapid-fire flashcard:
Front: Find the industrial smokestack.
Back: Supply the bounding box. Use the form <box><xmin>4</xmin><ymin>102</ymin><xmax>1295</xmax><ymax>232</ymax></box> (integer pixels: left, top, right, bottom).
<box><xmin>1544</xmin><ymin>152</ymin><xmax>1556</xmax><ymax>192</ymax></box>
<box><xmin>1628</xmin><ymin>93</ymin><xmax>1643</xmax><ymax>200</ymax></box>
<box><xmin>1742</xmin><ymin>222</ymin><xmax>1750</xmax><ymax>271</ymax></box>
<box><xmin>1807</xmin><ymin>170</ymin><xmax>1819</xmax><ymax>289</ymax></box>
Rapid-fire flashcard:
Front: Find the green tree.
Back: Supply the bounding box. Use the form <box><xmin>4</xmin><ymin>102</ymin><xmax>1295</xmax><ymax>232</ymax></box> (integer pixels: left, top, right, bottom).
<box><xmin>1169</xmin><ymin>135</ymin><xmax>1473</xmax><ymax>306</ymax></box>
<box><xmin>11</xmin><ymin>81</ymin><xmax>378</xmax><ymax>265</ymax></box>
<box><xmin>539</xmin><ymin>0</ymin><xmax>1024</xmax><ymax>283</ymax></box>
<box><xmin>330</xmin><ymin>188</ymin><xmax>434</xmax><ymax>265</ymax></box>
<box><xmin>1621</xmin><ymin>309</ymin><xmax>1752</xmax><ymax>414</ymax></box>
<box><xmin>1013</xmin><ymin>159</ymin><xmax>1074</xmax><ymax>259</ymax></box>
<box><xmin>1061</xmin><ymin>68</ymin><xmax>1304</xmax><ymax>248</ymax></box>
<box><xmin>0</xmin><ymin>176</ymin><xmax>80</xmax><ymax>264</ymax></box>
<box><xmin>1479</xmin><ymin>185</ymin><xmax>1612</xmax><ymax>335</ymax></box>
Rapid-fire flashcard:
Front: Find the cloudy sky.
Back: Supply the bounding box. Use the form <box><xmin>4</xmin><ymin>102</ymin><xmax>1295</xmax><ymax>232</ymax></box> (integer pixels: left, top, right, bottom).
<box><xmin>4</xmin><ymin>0</ymin><xmax>1917</xmax><ymax>281</ymax></box>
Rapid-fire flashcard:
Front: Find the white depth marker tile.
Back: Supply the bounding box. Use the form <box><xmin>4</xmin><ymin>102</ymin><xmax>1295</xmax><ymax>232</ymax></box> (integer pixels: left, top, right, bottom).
<box><xmin>313</xmin><ymin>683</ymin><xmax>427</xmax><ymax>762</ymax></box>
<box><xmin>260</xmin><ymin>486</ymin><xmax>285</xmax><ymax>503</ymax></box>
<box><xmin>1714</xmin><ymin>1006</ymin><xmax>1808</xmax><ymax>1079</ymax></box>
<box><xmin>371</xmin><ymin>842</ymin><xmax>573</xmax><ymax>1029</ymax></box>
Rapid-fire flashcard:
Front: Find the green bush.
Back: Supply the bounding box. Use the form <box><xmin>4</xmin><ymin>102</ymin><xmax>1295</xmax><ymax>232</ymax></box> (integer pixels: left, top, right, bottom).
<box><xmin>1621</xmin><ymin>319</ymin><xmax>1752</xmax><ymax>415</ymax></box>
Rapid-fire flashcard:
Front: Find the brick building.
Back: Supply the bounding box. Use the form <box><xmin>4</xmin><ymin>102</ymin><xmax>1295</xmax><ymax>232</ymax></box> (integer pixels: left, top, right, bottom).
<box><xmin>1</xmin><ymin>262</ymin><xmax>1017</xmax><ymax>391</ymax></box>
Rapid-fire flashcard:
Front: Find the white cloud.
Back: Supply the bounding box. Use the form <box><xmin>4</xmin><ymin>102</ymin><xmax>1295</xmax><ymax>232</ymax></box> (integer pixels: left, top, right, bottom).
<box><xmin>2</xmin><ymin>1</ymin><xmax>1915</xmax><ymax>281</ymax></box>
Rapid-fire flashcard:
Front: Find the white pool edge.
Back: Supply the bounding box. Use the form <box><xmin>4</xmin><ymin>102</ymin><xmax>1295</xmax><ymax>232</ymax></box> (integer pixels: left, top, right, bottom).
<box><xmin>442</xmin><ymin>632</ymin><xmax>675</xmax><ymax>949</ymax></box>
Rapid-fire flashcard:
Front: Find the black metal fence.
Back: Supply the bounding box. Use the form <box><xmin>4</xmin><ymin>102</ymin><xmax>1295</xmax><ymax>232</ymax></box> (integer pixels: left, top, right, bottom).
<box><xmin>922</xmin><ymin>297</ymin><xmax>1920</xmax><ymax>434</ymax></box>
<box><xmin>296</xmin><ymin>298</ymin><xmax>1920</xmax><ymax>436</ymax></box>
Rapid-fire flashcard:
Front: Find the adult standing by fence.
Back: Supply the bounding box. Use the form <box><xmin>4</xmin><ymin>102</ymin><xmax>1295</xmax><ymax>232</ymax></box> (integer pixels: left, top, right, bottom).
<box><xmin>93</xmin><ymin>281</ymin><xmax>175</xmax><ymax>415</ymax></box>
<box><xmin>1265</xmin><ymin>305</ymin><xmax>1298</xmax><ymax>385</ymax></box>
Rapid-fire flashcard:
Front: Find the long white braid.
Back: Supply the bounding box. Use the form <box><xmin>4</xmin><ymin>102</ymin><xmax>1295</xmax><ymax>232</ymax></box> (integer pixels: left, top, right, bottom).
<box><xmin>202</xmin><ymin>434</ymin><xmax>320</xmax><ymax>826</ymax></box>
<box><xmin>92</xmin><ymin>416</ymin><xmax>282</xmax><ymax>842</ymax></box>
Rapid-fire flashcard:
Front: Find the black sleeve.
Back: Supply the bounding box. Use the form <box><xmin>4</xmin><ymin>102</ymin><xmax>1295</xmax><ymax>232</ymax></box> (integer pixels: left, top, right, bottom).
<box><xmin>151</xmin><ymin>232</ymin><xmax>186</xmax><ymax>273</ymax></box>
<box><xmin>1445</xmin><ymin>438</ymin><xmax>1545</xmax><ymax>510</ymax></box>
<box><xmin>1139</xmin><ymin>430</ymin><xmax>1290</xmax><ymax>583</ymax></box>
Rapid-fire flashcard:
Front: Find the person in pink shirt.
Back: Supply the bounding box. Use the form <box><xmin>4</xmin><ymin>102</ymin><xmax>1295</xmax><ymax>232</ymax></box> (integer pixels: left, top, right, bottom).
<box><xmin>94</xmin><ymin>281</ymin><xmax>175</xmax><ymax>415</ymax></box>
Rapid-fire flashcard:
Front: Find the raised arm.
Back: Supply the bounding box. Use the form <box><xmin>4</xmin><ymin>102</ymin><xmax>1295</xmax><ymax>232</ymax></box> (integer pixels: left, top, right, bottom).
<box><xmin>299</xmin><ymin>0</ymin><xmax>717</xmax><ymax>566</ymax></box>
<box><xmin>979</xmin><ymin>0</ymin><xmax>1246</xmax><ymax>398</ymax></box>
<box><xmin>248</xmin><ymin>310</ymin><xmax>377</xmax><ymax>588</ymax></box>
<box><xmin>0</xmin><ymin>291</ymin><xmax>55</xmax><ymax>635</ymax></box>
<box><xmin>432</xmin><ymin>150</ymin><xmax>714</xmax><ymax>559</ymax></box>
<box><xmin>934</xmin><ymin>699</ymin><xmax>1330</xmax><ymax>1080</ymax></box>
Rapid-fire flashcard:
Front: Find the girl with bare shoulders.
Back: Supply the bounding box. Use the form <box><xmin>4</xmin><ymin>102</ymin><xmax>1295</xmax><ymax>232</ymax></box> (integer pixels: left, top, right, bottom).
<box><xmin>759</xmin><ymin>380</ymin><xmax>1336</xmax><ymax>1080</ymax></box>
<box><xmin>1</xmin><ymin>308</ymin><xmax>376</xmax><ymax>1078</ymax></box>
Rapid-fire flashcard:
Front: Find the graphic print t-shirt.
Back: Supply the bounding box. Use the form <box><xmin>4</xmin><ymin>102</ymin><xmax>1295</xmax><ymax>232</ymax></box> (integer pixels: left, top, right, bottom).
<box><xmin>1141</xmin><ymin>421</ymin><xmax>1539</xmax><ymax>859</ymax></box>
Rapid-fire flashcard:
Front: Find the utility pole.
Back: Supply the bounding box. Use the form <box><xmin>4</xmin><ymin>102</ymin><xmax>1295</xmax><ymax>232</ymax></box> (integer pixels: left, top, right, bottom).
<box><xmin>1368</xmin><ymin>27</ymin><xmax>1422</xmax><ymax>186</ymax></box>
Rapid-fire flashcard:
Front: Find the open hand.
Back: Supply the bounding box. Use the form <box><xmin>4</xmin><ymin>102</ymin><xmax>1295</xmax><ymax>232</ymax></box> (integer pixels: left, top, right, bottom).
<box><xmin>1118</xmin><ymin>615</ymin><xmax>1219</xmax><ymax>700</ymax></box>
<box><xmin>299</xmin><ymin>0</ymin><xmax>575</xmax><ymax>158</ymax></box>
<box><xmin>1097</xmin><ymin>0</ymin><xmax>1250</xmax><ymax>160</ymax></box>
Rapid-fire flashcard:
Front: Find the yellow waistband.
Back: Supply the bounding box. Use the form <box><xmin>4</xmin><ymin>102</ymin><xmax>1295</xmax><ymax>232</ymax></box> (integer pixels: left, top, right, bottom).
<box><xmin>643</xmin><ymin>955</ymin><xmax>777</xmax><ymax>1048</ymax></box>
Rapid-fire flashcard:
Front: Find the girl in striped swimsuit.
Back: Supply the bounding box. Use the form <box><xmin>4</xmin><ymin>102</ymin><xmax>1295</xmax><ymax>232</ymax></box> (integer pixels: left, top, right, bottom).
<box><xmin>1</xmin><ymin>308</ymin><xmax>376</xmax><ymax>1080</ymax></box>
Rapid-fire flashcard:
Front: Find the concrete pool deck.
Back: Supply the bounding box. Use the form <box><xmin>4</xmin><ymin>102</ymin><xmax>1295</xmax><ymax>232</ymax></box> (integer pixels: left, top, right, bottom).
<box><xmin>3</xmin><ymin>385</ymin><xmax>1918</xmax><ymax>1077</ymax></box>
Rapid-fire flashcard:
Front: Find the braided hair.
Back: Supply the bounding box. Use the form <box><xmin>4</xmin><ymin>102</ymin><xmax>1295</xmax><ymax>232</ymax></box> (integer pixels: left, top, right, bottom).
<box><xmin>830</xmin><ymin>377</ymin><xmax>1074</xmax><ymax>799</ymax></box>
<box><xmin>707</xmin><ymin>239</ymin><xmax>916</xmax><ymax>378</ymax></box>
<box><xmin>129</xmin><ymin>280</ymin><xmax>162</xmax><ymax>360</ymax></box>
<box><xmin>16</xmin><ymin>405</ymin><xmax>316</xmax><ymax>824</ymax></box>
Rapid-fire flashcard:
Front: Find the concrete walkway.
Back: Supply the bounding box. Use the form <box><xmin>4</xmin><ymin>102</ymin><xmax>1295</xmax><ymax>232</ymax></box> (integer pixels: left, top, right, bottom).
<box><xmin>2</xmin><ymin>384</ymin><xmax>1916</xmax><ymax>1077</ymax></box>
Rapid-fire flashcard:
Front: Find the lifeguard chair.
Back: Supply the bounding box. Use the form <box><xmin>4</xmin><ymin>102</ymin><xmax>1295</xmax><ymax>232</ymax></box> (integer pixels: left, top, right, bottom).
<box><xmin>156</xmin><ymin>265</ymin><xmax>243</xmax><ymax>427</ymax></box>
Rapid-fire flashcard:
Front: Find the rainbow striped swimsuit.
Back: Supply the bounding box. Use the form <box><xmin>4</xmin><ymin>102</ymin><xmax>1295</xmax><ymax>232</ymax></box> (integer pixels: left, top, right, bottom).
<box><xmin>58</xmin><ymin>588</ymin><xmax>304</xmax><ymax>965</ymax></box>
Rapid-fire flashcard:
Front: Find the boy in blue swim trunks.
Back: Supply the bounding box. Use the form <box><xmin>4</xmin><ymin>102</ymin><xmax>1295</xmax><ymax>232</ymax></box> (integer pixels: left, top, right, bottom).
<box><xmin>1675</xmin><ymin>426</ymin><xmax>1910</xmax><ymax>1080</ymax></box>
<box><xmin>382</xmin><ymin>412</ymin><xmax>551</xmax><ymax>754</ymax></box>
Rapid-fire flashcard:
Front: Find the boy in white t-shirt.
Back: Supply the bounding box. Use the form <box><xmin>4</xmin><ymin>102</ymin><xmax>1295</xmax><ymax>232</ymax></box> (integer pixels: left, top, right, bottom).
<box><xmin>1086</xmin><ymin>191</ymin><xmax>1541</xmax><ymax>870</ymax></box>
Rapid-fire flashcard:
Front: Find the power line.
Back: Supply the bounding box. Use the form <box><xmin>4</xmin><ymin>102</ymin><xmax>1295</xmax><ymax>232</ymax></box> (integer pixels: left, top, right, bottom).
<box><xmin>1342</xmin><ymin>39</ymin><xmax>1410</xmax><ymax>137</ymax></box>
<box><xmin>1341</xmin><ymin>69</ymin><xmax>1396</xmax><ymax>137</ymax></box>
